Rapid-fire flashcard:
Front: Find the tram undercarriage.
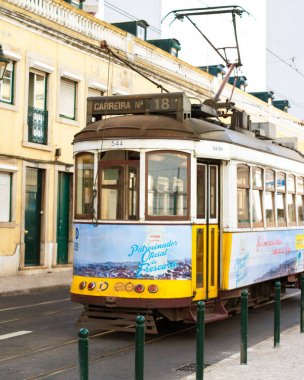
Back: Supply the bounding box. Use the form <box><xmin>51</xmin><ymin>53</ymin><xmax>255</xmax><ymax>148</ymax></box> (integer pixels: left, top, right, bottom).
<box><xmin>75</xmin><ymin>278</ymin><xmax>297</xmax><ymax>334</ymax></box>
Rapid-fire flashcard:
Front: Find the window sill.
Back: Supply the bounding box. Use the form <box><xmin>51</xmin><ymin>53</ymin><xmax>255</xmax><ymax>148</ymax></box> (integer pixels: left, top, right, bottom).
<box><xmin>57</xmin><ymin>116</ymin><xmax>80</xmax><ymax>127</ymax></box>
<box><xmin>0</xmin><ymin>102</ymin><xmax>18</xmax><ymax>112</ymax></box>
<box><xmin>22</xmin><ymin>141</ymin><xmax>52</xmax><ymax>151</ymax></box>
<box><xmin>0</xmin><ymin>222</ymin><xmax>17</xmax><ymax>228</ymax></box>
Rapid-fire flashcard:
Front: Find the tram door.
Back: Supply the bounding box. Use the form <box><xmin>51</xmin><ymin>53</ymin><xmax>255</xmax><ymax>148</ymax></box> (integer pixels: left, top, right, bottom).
<box><xmin>193</xmin><ymin>163</ymin><xmax>219</xmax><ymax>300</ymax></box>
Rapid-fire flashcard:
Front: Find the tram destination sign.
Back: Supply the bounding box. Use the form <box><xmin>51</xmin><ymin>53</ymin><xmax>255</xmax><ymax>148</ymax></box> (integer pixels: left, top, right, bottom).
<box><xmin>87</xmin><ymin>92</ymin><xmax>191</xmax><ymax>123</ymax></box>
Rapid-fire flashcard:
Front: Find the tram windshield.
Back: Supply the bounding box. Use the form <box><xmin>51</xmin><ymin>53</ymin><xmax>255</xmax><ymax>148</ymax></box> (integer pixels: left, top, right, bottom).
<box><xmin>146</xmin><ymin>151</ymin><xmax>189</xmax><ymax>219</ymax></box>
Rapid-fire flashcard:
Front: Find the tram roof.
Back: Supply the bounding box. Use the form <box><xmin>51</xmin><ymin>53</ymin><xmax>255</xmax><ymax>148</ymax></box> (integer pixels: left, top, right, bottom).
<box><xmin>74</xmin><ymin>114</ymin><xmax>304</xmax><ymax>163</ymax></box>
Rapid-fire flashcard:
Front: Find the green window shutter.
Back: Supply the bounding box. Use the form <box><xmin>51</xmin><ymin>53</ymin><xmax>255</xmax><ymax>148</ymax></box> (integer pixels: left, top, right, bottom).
<box><xmin>0</xmin><ymin>172</ymin><xmax>11</xmax><ymax>222</ymax></box>
<box><xmin>59</xmin><ymin>77</ymin><xmax>76</xmax><ymax>119</ymax></box>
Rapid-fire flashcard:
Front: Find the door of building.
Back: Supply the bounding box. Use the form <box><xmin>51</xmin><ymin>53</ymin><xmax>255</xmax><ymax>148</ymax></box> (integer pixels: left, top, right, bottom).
<box><xmin>25</xmin><ymin>168</ymin><xmax>43</xmax><ymax>266</ymax></box>
<box><xmin>57</xmin><ymin>172</ymin><xmax>70</xmax><ymax>264</ymax></box>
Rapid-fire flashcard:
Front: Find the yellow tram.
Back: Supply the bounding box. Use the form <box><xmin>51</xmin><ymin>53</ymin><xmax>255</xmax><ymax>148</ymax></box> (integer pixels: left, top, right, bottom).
<box><xmin>71</xmin><ymin>92</ymin><xmax>304</xmax><ymax>333</ymax></box>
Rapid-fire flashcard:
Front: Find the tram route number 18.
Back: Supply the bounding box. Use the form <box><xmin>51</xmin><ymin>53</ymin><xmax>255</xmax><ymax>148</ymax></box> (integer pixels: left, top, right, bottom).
<box><xmin>153</xmin><ymin>97</ymin><xmax>172</xmax><ymax>110</ymax></box>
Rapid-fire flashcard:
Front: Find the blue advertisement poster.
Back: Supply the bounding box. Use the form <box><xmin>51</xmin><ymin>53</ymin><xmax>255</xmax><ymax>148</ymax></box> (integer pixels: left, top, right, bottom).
<box><xmin>74</xmin><ymin>224</ymin><xmax>192</xmax><ymax>280</ymax></box>
<box><xmin>228</xmin><ymin>230</ymin><xmax>304</xmax><ymax>289</ymax></box>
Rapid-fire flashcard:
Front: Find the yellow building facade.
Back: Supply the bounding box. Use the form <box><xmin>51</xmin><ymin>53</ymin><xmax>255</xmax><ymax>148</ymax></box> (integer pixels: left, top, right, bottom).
<box><xmin>1</xmin><ymin>0</ymin><xmax>304</xmax><ymax>276</ymax></box>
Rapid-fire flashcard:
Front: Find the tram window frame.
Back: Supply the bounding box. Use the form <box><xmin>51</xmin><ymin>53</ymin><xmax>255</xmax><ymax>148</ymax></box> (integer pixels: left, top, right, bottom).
<box><xmin>209</xmin><ymin>165</ymin><xmax>218</xmax><ymax>221</ymax></box>
<box><xmin>287</xmin><ymin>174</ymin><xmax>296</xmax><ymax>226</ymax></box>
<box><xmin>276</xmin><ymin>171</ymin><xmax>287</xmax><ymax>227</ymax></box>
<box><xmin>297</xmin><ymin>176</ymin><xmax>304</xmax><ymax>225</ymax></box>
<box><xmin>252</xmin><ymin>167</ymin><xmax>264</xmax><ymax>227</ymax></box>
<box><xmin>197</xmin><ymin>163</ymin><xmax>207</xmax><ymax>219</ymax></box>
<box><xmin>265</xmin><ymin>169</ymin><xmax>276</xmax><ymax>227</ymax></box>
<box><xmin>237</xmin><ymin>164</ymin><xmax>250</xmax><ymax>227</ymax></box>
<box><xmin>145</xmin><ymin>150</ymin><xmax>190</xmax><ymax>221</ymax></box>
<box><xmin>74</xmin><ymin>152</ymin><xmax>94</xmax><ymax>219</ymax></box>
<box><xmin>98</xmin><ymin>153</ymin><xmax>139</xmax><ymax>221</ymax></box>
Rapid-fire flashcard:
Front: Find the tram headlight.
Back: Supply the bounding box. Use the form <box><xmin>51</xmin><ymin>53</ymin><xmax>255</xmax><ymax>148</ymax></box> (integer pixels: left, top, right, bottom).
<box><xmin>88</xmin><ymin>282</ymin><xmax>96</xmax><ymax>290</ymax></box>
<box><xmin>148</xmin><ymin>284</ymin><xmax>158</xmax><ymax>293</ymax></box>
<box><xmin>134</xmin><ymin>284</ymin><xmax>145</xmax><ymax>293</ymax></box>
<box><xmin>79</xmin><ymin>281</ymin><xmax>87</xmax><ymax>290</ymax></box>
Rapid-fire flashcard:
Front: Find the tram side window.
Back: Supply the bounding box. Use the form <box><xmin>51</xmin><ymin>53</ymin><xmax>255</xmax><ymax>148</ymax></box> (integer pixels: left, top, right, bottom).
<box><xmin>297</xmin><ymin>177</ymin><xmax>304</xmax><ymax>224</ymax></box>
<box><xmin>287</xmin><ymin>175</ymin><xmax>296</xmax><ymax>225</ymax></box>
<box><xmin>252</xmin><ymin>167</ymin><xmax>263</xmax><ymax>226</ymax></box>
<box><xmin>146</xmin><ymin>151</ymin><xmax>189</xmax><ymax>219</ymax></box>
<box><xmin>237</xmin><ymin>164</ymin><xmax>250</xmax><ymax>227</ymax></box>
<box><xmin>75</xmin><ymin>153</ymin><xmax>94</xmax><ymax>218</ymax></box>
<box><xmin>265</xmin><ymin>169</ymin><xmax>275</xmax><ymax>226</ymax></box>
<box><xmin>277</xmin><ymin>172</ymin><xmax>286</xmax><ymax>226</ymax></box>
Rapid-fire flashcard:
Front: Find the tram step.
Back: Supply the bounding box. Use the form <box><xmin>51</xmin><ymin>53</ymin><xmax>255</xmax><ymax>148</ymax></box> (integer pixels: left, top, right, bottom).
<box><xmin>77</xmin><ymin>306</ymin><xmax>158</xmax><ymax>334</ymax></box>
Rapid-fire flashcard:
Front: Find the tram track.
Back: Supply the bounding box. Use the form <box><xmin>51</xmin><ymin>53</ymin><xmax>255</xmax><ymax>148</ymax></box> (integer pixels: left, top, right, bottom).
<box><xmin>16</xmin><ymin>325</ymin><xmax>195</xmax><ymax>380</ymax></box>
<box><xmin>0</xmin><ymin>305</ymin><xmax>82</xmax><ymax>325</ymax></box>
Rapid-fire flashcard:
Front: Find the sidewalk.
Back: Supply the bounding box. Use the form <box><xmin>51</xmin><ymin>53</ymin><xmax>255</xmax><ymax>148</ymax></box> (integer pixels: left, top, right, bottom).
<box><xmin>184</xmin><ymin>324</ymin><xmax>304</xmax><ymax>380</ymax></box>
<box><xmin>0</xmin><ymin>267</ymin><xmax>73</xmax><ymax>296</ymax></box>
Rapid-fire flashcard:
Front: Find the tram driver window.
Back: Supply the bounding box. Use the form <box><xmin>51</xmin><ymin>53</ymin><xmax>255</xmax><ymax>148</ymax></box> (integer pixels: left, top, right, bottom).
<box><xmin>237</xmin><ymin>164</ymin><xmax>250</xmax><ymax>227</ymax></box>
<box><xmin>75</xmin><ymin>153</ymin><xmax>94</xmax><ymax>218</ymax></box>
<box><xmin>98</xmin><ymin>150</ymin><xmax>139</xmax><ymax>221</ymax></box>
<box><xmin>146</xmin><ymin>151</ymin><xmax>189</xmax><ymax>219</ymax></box>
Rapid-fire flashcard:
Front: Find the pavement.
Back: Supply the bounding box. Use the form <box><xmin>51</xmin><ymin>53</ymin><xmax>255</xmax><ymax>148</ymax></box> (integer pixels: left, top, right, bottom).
<box><xmin>184</xmin><ymin>324</ymin><xmax>304</xmax><ymax>380</ymax></box>
<box><xmin>0</xmin><ymin>267</ymin><xmax>73</xmax><ymax>296</ymax></box>
<box><xmin>1</xmin><ymin>270</ymin><xmax>303</xmax><ymax>379</ymax></box>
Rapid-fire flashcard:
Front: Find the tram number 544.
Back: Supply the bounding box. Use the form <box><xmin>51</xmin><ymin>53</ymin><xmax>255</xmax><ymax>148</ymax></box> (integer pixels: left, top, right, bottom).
<box><xmin>111</xmin><ymin>140</ymin><xmax>123</xmax><ymax>147</ymax></box>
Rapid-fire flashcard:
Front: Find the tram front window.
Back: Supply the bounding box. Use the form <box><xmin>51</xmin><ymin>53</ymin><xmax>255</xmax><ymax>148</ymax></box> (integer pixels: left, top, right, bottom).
<box><xmin>98</xmin><ymin>150</ymin><xmax>139</xmax><ymax>221</ymax></box>
<box><xmin>75</xmin><ymin>153</ymin><xmax>94</xmax><ymax>218</ymax></box>
<box><xmin>146</xmin><ymin>151</ymin><xmax>189</xmax><ymax>219</ymax></box>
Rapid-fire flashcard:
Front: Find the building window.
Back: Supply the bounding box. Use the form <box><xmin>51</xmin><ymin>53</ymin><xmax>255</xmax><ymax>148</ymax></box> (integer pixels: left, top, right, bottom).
<box><xmin>88</xmin><ymin>87</ymin><xmax>104</xmax><ymax>97</ymax></box>
<box><xmin>0</xmin><ymin>61</ymin><xmax>14</xmax><ymax>104</ymax></box>
<box><xmin>98</xmin><ymin>150</ymin><xmax>139</xmax><ymax>221</ymax></box>
<box><xmin>252</xmin><ymin>167</ymin><xmax>263</xmax><ymax>226</ymax></box>
<box><xmin>277</xmin><ymin>172</ymin><xmax>286</xmax><ymax>226</ymax></box>
<box><xmin>0</xmin><ymin>172</ymin><xmax>12</xmax><ymax>222</ymax></box>
<box><xmin>237</xmin><ymin>164</ymin><xmax>250</xmax><ymax>227</ymax></box>
<box><xmin>265</xmin><ymin>169</ymin><xmax>275</xmax><ymax>226</ymax></box>
<box><xmin>146</xmin><ymin>151</ymin><xmax>189</xmax><ymax>219</ymax></box>
<box><xmin>287</xmin><ymin>174</ymin><xmax>296</xmax><ymax>225</ymax></box>
<box><xmin>297</xmin><ymin>177</ymin><xmax>304</xmax><ymax>224</ymax></box>
<box><xmin>75</xmin><ymin>153</ymin><xmax>94</xmax><ymax>218</ymax></box>
<box><xmin>64</xmin><ymin>0</ymin><xmax>83</xmax><ymax>9</ymax></box>
<box><xmin>28</xmin><ymin>70</ymin><xmax>48</xmax><ymax>144</ymax></box>
<box><xmin>59</xmin><ymin>77</ymin><xmax>77</xmax><ymax>120</ymax></box>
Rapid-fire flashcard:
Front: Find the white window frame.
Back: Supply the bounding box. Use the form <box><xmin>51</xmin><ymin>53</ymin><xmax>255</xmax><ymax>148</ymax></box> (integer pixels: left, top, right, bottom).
<box><xmin>0</xmin><ymin>61</ymin><xmax>14</xmax><ymax>104</ymax></box>
<box><xmin>0</xmin><ymin>164</ymin><xmax>17</xmax><ymax>226</ymax></box>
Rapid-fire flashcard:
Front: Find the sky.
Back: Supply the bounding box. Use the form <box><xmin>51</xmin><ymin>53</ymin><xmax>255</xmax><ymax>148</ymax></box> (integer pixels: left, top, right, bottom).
<box><xmin>161</xmin><ymin>0</ymin><xmax>266</xmax><ymax>92</ymax></box>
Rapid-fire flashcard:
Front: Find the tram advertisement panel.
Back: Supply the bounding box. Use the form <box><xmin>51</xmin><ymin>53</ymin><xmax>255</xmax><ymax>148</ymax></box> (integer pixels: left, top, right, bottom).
<box><xmin>228</xmin><ymin>230</ymin><xmax>304</xmax><ymax>289</ymax></box>
<box><xmin>73</xmin><ymin>224</ymin><xmax>192</xmax><ymax>280</ymax></box>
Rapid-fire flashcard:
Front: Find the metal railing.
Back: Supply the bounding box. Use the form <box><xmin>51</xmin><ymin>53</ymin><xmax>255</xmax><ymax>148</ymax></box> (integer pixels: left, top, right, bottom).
<box><xmin>27</xmin><ymin>106</ymin><xmax>48</xmax><ymax>145</ymax></box>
